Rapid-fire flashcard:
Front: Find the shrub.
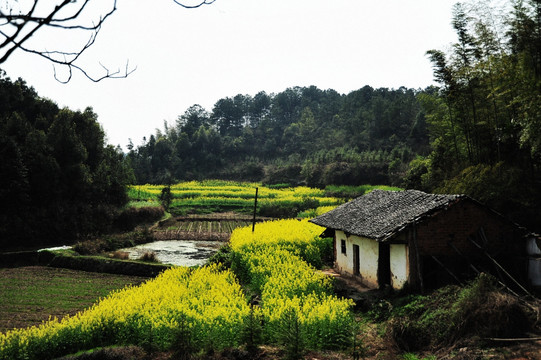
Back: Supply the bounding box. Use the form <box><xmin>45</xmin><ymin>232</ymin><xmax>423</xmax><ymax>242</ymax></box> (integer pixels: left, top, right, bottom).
<box><xmin>450</xmin><ymin>273</ymin><xmax>530</xmax><ymax>340</ymax></box>
<box><xmin>437</xmin><ymin>162</ymin><xmax>541</xmax><ymax>229</ymax></box>
<box><xmin>265</xmin><ymin>183</ymin><xmax>292</xmax><ymax>189</ymax></box>
<box><xmin>138</xmin><ymin>251</ymin><xmax>158</xmax><ymax>263</ymax></box>
<box><xmin>258</xmin><ymin>202</ymin><xmax>297</xmax><ymax>218</ymax></box>
<box><xmin>109</xmin><ymin>251</ymin><xmax>129</xmax><ymax>260</ymax></box>
<box><xmin>324</xmin><ymin>184</ymin><xmax>402</xmax><ymax>199</ymax></box>
<box><xmin>158</xmin><ymin>186</ymin><xmax>172</xmax><ymax>211</ymax></box>
<box><xmin>73</xmin><ymin>230</ymin><xmax>154</xmax><ymax>256</ymax></box>
<box><xmin>207</xmin><ymin>244</ymin><xmax>233</xmax><ymax>269</ymax></box>
<box><xmin>73</xmin><ymin>239</ymin><xmax>108</xmax><ymax>255</ymax></box>
<box><xmin>388</xmin><ymin>274</ymin><xmax>532</xmax><ymax>351</ymax></box>
<box><xmin>262</xmin><ymin>165</ymin><xmax>302</xmax><ymax>186</ymax></box>
<box><xmin>114</xmin><ymin>206</ymin><xmax>165</xmax><ymax>231</ymax></box>
<box><xmin>258</xmin><ymin>198</ymin><xmax>320</xmax><ymax>218</ymax></box>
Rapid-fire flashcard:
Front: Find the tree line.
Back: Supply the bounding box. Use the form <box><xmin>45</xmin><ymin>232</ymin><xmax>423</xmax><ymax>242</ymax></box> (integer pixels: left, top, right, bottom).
<box><xmin>0</xmin><ymin>71</ymin><xmax>134</xmax><ymax>249</ymax></box>
<box><xmin>127</xmin><ymin>85</ymin><xmax>428</xmax><ymax>187</ymax></box>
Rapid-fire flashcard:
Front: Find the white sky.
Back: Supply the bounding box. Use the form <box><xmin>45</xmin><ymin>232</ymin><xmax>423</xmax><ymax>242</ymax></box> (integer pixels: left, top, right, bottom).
<box><xmin>1</xmin><ymin>0</ymin><xmax>458</xmax><ymax>149</ymax></box>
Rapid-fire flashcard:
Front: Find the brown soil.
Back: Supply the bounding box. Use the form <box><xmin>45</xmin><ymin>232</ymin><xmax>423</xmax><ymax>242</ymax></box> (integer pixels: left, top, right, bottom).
<box><xmin>154</xmin><ymin>212</ymin><xmax>270</xmax><ymax>241</ymax></box>
<box><xmin>55</xmin><ymin>340</ymin><xmax>541</xmax><ymax>360</ymax></box>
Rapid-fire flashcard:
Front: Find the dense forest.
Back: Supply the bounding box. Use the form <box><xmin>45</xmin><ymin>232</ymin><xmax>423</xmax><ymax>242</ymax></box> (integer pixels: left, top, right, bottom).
<box><xmin>0</xmin><ymin>72</ymin><xmax>134</xmax><ymax>248</ymax></box>
<box><xmin>127</xmin><ymin>85</ymin><xmax>427</xmax><ymax>187</ymax></box>
<box><xmin>1</xmin><ymin>0</ymin><xmax>541</xmax><ymax>249</ymax></box>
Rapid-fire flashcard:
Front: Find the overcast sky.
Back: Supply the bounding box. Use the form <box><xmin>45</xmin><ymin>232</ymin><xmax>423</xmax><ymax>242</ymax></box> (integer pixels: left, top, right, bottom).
<box><xmin>2</xmin><ymin>0</ymin><xmax>459</xmax><ymax>150</ymax></box>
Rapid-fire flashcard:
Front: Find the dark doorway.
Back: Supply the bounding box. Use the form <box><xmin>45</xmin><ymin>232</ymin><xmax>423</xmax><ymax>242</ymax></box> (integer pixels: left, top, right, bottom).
<box><xmin>378</xmin><ymin>243</ymin><xmax>391</xmax><ymax>287</ymax></box>
<box><xmin>353</xmin><ymin>244</ymin><xmax>360</xmax><ymax>276</ymax></box>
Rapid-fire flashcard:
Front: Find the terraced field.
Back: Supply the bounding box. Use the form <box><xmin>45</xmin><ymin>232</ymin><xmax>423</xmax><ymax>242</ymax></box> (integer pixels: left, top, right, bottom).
<box><xmin>152</xmin><ymin>212</ymin><xmax>272</xmax><ymax>241</ymax></box>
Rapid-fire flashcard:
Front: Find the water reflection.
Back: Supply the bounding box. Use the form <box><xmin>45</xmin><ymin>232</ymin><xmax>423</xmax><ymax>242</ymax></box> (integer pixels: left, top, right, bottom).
<box><xmin>120</xmin><ymin>240</ymin><xmax>222</xmax><ymax>267</ymax></box>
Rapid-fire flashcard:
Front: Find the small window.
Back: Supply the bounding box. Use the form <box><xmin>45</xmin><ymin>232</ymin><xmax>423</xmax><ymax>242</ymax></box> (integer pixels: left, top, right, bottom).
<box><xmin>341</xmin><ymin>239</ymin><xmax>346</xmax><ymax>255</ymax></box>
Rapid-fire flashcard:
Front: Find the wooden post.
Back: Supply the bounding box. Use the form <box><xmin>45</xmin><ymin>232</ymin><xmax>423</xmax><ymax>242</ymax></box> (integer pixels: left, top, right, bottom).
<box><xmin>412</xmin><ymin>220</ymin><xmax>424</xmax><ymax>293</ymax></box>
<box><xmin>252</xmin><ymin>187</ymin><xmax>258</xmax><ymax>232</ymax></box>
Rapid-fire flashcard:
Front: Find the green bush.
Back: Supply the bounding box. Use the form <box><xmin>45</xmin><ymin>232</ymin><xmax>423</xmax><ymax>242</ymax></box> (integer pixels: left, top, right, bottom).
<box><xmin>113</xmin><ymin>206</ymin><xmax>165</xmax><ymax>231</ymax></box>
<box><xmin>437</xmin><ymin>162</ymin><xmax>541</xmax><ymax>229</ymax></box>
<box><xmin>207</xmin><ymin>244</ymin><xmax>233</xmax><ymax>269</ymax></box>
<box><xmin>258</xmin><ymin>203</ymin><xmax>297</xmax><ymax>218</ymax></box>
<box><xmin>314</xmin><ymin>237</ymin><xmax>333</xmax><ymax>267</ymax></box>
<box><xmin>73</xmin><ymin>230</ymin><xmax>154</xmax><ymax>256</ymax></box>
<box><xmin>324</xmin><ymin>184</ymin><xmax>402</xmax><ymax>199</ymax></box>
<box><xmin>388</xmin><ymin>274</ymin><xmax>532</xmax><ymax>351</ymax></box>
<box><xmin>158</xmin><ymin>186</ymin><xmax>172</xmax><ymax>211</ymax></box>
<box><xmin>138</xmin><ymin>251</ymin><xmax>158</xmax><ymax>263</ymax></box>
<box><xmin>73</xmin><ymin>239</ymin><xmax>109</xmax><ymax>255</ymax></box>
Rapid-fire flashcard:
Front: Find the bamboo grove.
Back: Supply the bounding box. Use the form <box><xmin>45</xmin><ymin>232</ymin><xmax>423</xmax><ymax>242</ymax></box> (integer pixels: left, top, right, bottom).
<box><xmin>411</xmin><ymin>0</ymin><xmax>541</xmax><ymax>229</ymax></box>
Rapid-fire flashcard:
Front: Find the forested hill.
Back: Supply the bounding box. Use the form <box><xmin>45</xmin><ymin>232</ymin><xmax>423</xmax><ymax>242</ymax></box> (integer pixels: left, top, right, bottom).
<box><xmin>127</xmin><ymin>85</ymin><xmax>429</xmax><ymax>187</ymax></box>
<box><xmin>128</xmin><ymin>0</ymin><xmax>541</xmax><ymax>231</ymax></box>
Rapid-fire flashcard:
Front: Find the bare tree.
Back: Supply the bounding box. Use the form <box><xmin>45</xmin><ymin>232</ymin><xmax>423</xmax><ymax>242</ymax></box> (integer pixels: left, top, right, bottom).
<box><xmin>0</xmin><ymin>0</ymin><xmax>215</xmax><ymax>82</ymax></box>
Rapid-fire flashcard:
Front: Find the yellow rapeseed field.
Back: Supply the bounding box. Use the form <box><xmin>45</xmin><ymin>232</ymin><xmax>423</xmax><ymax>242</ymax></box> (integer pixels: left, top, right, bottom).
<box><xmin>1</xmin><ymin>218</ymin><xmax>355</xmax><ymax>359</ymax></box>
<box><xmin>127</xmin><ymin>180</ymin><xmax>342</xmax><ymax>212</ymax></box>
<box><xmin>230</xmin><ymin>219</ymin><xmax>355</xmax><ymax>349</ymax></box>
<box><xmin>0</xmin><ymin>265</ymin><xmax>249</xmax><ymax>360</ymax></box>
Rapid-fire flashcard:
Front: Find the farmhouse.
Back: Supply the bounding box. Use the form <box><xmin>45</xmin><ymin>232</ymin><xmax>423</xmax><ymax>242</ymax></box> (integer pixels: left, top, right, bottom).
<box><xmin>310</xmin><ymin>189</ymin><xmax>528</xmax><ymax>291</ymax></box>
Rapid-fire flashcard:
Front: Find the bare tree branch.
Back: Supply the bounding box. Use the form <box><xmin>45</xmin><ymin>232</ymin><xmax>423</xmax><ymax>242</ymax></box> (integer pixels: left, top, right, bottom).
<box><xmin>173</xmin><ymin>0</ymin><xmax>216</xmax><ymax>9</ymax></box>
<box><xmin>0</xmin><ymin>0</ymin><xmax>215</xmax><ymax>82</ymax></box>
<box><xmin>0</xmin><ymin>0</ymin><xmax>131</xmax><ymax>82</ymax></box>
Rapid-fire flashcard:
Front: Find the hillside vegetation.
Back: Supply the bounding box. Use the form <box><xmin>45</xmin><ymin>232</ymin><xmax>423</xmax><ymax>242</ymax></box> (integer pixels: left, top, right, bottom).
<box><xmin>127</xmin><ymin>85</ymin><xmax>425</xmax><ymax>188</ymax></box>
<box><xmin>126</xmin><ymin>0</ymin><xmax>541</xmax><ymax>232</ymax></box>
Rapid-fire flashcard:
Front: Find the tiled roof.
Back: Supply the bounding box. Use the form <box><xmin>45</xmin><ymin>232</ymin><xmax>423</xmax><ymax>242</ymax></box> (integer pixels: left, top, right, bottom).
<box><xmin>309</xmin><ymin>189</ymin><xmax>463</xmax><ymax>241</ymax></box>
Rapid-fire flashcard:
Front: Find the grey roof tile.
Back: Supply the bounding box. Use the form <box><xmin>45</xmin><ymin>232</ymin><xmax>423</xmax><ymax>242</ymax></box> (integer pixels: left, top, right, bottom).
<box><xmin>309</xmin><ymin>189</ymin><xmax>462</xmax><ymax>241</ymax></box>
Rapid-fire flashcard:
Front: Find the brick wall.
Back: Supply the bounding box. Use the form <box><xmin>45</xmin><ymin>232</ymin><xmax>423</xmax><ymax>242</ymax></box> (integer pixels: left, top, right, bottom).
<box><xmin>405</xmin><ymin>199</ymin><xmax>527</xmax><ymax>289</ymax></box>
<box><xmin>414</xmin><ymin>199</ymin><xmax>521</xmax><ymax>257</ymax></box>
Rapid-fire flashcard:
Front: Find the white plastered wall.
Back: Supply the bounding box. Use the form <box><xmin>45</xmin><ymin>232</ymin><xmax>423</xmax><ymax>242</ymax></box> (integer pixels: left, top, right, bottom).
<box><xmin>526</xmin><ymin>237</ymin><xmax>541</xmax><ymax>287</ymax></box>
<box><xmin>335</xmin><ymin>230</ymin><xmax>348</xmax><ymax>274</ymax></box>
<box><xmin>335</xmin><ymin>230</ymin><xmax>379</xmax><ymax>288</ymax></box>
<box><xmin>390</xmin><ymin>243</ymin><xmax>409</xmax><ymax>289</ymax></box>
